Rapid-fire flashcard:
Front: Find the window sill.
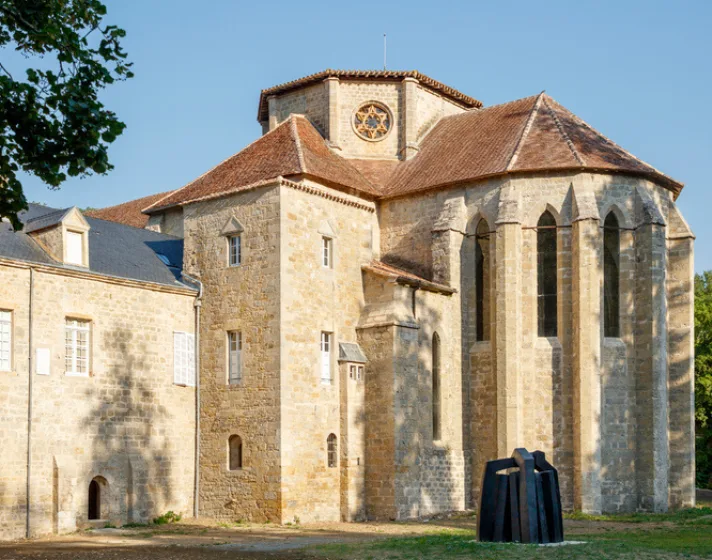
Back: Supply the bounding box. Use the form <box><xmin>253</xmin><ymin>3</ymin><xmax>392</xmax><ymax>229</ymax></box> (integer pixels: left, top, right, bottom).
<box><xmin>535</xmin><ymin>336</ymin><xmax>561</xmax><ymax>349</ymax></box>
<box><xmin>65</xmin><ymin>371</ymin><xmax>90</xmax><ymax>377</ymax></box>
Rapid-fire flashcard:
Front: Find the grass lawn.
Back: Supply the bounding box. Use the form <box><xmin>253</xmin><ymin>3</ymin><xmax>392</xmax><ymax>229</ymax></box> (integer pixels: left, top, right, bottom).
<box><xmin>312</xmin><ymin>507</ymin><xmax>712</xmax><ymax>559</ymax></box>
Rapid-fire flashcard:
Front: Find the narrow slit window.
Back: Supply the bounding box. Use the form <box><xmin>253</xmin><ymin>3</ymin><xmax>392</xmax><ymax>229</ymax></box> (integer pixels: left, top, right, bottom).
<box><xmin>475</xmin><ymin>219</ymin><xmax>490</xmax><ymax>342</ymax></box>
<box><xmin>229</xmin><ymin>435</ymin><xmax>243</xmax><ymax>470</ymax></box>
<box><xmin>604</xmin><ymin>212</ymin><xmax>621</xmax><ymax>338</ymax></box>
<box><xmin>432</xmin><ymin>333</ymin><xmax>442</xmax><ymax>441</ymax></box>
<box><xmin>0</xmin><ymin>310</ymin><xmax>11</xmax><ymax>372</ymax></box>
<box><xmin>65</xmin><ymin>318</ymin><xmax>90</xmax><ymax>375</ymax></box>
<box><xmin>228</xmin><ymin>235</ymin><xmax>241</xmax><ymax>267</ymax></box>
<box><xmin>228</xmin><ymin>331</ymin><xmax>242</xmax><ymax>384</ymax></box>
<box><xmin>537</xmin><ymin>211</ymin><xmax>558</xmax><ymax>337</ymax></box>
<box><xmin>327</xmin><ymin>433</ymin><xmax>338</xmax><ymax>468</ymax></box>
<box><xmin>320</xmin><ymin>332</ymin><xmax>332</xmax><ymax>384</ymax></box>
<box><xmin>322</xmin><ymin>236</ymin><xmax>332</xmax><ymax>268</ymax></box>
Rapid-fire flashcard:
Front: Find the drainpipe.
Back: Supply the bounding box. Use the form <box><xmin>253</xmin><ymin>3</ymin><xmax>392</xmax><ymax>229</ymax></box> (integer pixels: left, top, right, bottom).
<box><xmin>26</xmin><ymin>267</ymin><xmax>34</xmax><ymax>538</ymax></box>
<box><xmin>182</xmin><ymin>272</ymin><xmax>203</xmax><ymax>519</ymax></box>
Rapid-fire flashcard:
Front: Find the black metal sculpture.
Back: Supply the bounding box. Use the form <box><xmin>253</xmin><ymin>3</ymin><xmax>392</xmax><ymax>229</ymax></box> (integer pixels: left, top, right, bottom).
<box><xmin>477</xmin><ymin>448</ymin><xmax>564</xmax><ymax>544</ymax></box>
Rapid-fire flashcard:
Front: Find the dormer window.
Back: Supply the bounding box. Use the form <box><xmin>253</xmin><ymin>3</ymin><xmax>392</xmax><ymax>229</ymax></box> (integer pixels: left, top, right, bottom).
<box><xmin>65</xmin><ymin>230</ymin><xmax>84</xmax><ymax>266</ymax></box>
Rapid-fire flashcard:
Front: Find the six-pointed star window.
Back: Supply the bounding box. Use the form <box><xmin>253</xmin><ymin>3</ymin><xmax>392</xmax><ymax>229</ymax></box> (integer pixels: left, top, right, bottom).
<box><xmin>354</xmin><ymin>103</ymin><xmax>391</xmax><ymax>140</ymax></box>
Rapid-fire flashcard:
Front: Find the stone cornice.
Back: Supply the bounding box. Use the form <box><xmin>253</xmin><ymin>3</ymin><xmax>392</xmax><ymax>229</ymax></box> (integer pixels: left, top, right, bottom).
<box><xmin>0</xmin><ymin>257</ymin><xmax>197</xmax><ymax>297</ymax></box>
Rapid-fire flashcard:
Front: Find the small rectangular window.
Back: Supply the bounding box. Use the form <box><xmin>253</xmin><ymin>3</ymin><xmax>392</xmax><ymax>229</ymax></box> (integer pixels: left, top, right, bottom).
<box><xmin>322</xmin><ymin>237</ymin><xmax>332</xmax><ymax>268</ymax></box>
<box><xmin>66</xmin><ymin>231</ymin><xmax>83</xmax><ymax>265</ymax></box>
<box><xmin>173</xmin><ymin>331</ymin><xmax>195</xmax><ymax>386</ymax></box>
<box><xmin>228</xmin><ymin>331</ymin><xmax>242</xmax><ymax>385</ymax></box>
<box><xmin>349</xmin><ymin>364</ymin><xmax>356</xmax><ymax>379</ymax></box>
<box><xmin>0</xmin><ymin>310</ymin><xmax>11</xmax><ymax>372</ymax></box>
<box><xmin>321</xmin><ymin>332</ymin><xmax>332</xmax><ymax>384</ymax></box>
<box><xmin>65</xmin><ymin>318</ymin><xmax>90</xmax><ymax>375</ymax></box>
<box><xmin>357</xmin><ymin>365</ymin><xmax>364</xmax><ymax>381</ymax></box>
<box><xmin>228</xmin><ymin>235</ymin><xmax>241</xmax><ymax>267</ymax></box>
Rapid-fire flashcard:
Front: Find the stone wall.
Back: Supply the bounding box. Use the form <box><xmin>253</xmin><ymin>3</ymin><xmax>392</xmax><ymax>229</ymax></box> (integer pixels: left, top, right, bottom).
<box><xmin>0</xmin><ymin>262</ymin><xmax>196</xmax><ymax>540</ymax></box>
<box><xmin>182</xmin><ymin>186</ymin><xmax>283</xmax><ymax>523</ymax></box>
<box><xmin>279</xmin><ymin>181</ymin><xmax>377</xmax><ymax>523</ymax></box>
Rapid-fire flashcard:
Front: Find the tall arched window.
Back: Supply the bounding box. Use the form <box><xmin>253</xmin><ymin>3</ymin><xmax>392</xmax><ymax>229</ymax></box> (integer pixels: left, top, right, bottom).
<box><xmin>327</xmin><ymin>433</ymin><xmax>338</xmax><ymax>468</ymax></box>
<box><xmin>229</xmin><ymin>435</ymin><xmax>243</xmax><ymax>470</ymax></box>
<box><xmin>432</xmin><ymin>333</ymin><xmax>442</xmax><ymax>441</ymax></box>
<box><xmin>603</xmin><ymin>212</ymin><xmax>621</xmax><ymax>338</ymax></box>
<box><xmin>475</xmin><ymin>219</ymin><xmax>491</xmax><ymax>342</ymax></box>
<box><xmin>537</xmin><ymin>211</ymin><xmax>558</xmax><ymax>337</ymax></box>
<box><xmin>88</xmin><ymin>479</ymin><xmax>101</xmax><ymax>520</ymax></box>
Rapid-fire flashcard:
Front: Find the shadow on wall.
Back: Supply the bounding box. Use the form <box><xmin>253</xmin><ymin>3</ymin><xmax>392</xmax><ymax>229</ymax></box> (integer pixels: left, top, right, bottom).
<box><xmin>77</xmin><ymin>327</ymin><xmax>175</xmax><ymax>525</ymax></box>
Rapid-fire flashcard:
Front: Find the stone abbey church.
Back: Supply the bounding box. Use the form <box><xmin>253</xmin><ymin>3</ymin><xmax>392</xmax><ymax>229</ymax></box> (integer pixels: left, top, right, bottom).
<box><xmin>0</xmin><ymin>69</ymin><xmax>695</xmax><ymax>540</ymax></box>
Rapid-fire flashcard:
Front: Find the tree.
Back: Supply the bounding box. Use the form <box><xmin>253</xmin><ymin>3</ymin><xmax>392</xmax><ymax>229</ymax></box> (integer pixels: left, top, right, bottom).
<box><xmin>0</xmin><ymin>0</ymin><xmax>132</xmax><ymax>229</ymax></box>
<box><xmin>695</xmin><ymin>271</ymin><xmax>712</xmax><ymax>488</ymax></box>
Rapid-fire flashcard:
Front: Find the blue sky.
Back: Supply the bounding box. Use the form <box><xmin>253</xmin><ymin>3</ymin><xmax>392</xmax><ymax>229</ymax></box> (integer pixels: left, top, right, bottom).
<box><xmin>10</xmin><ymin>0</ymin><xmax>712</xmax><ymax>269</ymax></box>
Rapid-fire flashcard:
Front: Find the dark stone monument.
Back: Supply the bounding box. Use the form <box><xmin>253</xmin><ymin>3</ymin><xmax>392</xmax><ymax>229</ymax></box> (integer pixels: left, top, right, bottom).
<box><xmin>477</xmin><ymin>448</ymin><xmax>564</xmax><ymax>544</ymax></box>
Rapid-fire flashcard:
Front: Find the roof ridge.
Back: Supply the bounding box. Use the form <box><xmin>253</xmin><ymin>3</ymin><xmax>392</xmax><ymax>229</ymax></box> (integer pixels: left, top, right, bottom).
<box><xmin>290</xmin><ymin>114</ymin><xmax>308</xmax><ymax>173</ymax></box>
<box><xmin>142</xmin><ymin>118</ymin><xmax>294</xmax><ymax>213</ymax></box>
<box><xmin>541</xmin><ymin>95</ymin><xmax>585</xmax><ymax>166</ymax></box>
<box><xmin>471</xmin><ymin>92</ymin><xmax>543</xmax><ymax>114</ymax></box>
<box><xmin>91</xmin><ymin>190</ymin><xmax>174</xmax><ymax>213</ymax></box>
<box><xmin>544</xmin><ymin>94</ymin><xmax>675</xmax><ymax>180</ymax></box>
<box><xmin>506</xmin><ymin>92</ymin><xmax>545</xmax><ymax>171</ymax></box>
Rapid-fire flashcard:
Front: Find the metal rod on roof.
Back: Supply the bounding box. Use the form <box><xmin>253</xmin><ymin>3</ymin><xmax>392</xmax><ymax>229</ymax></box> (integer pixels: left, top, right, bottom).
<box><xmin>383</xmin><ymin>34</ymin><xmax>387</xmax><ymax>70</ymax></box>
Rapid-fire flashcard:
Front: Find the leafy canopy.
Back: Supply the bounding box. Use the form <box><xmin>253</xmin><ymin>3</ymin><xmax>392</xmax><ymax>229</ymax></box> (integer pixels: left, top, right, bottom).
<box><xmin>0</xmin><ymin>0</ymin><xmax>132</xmax><ymax>229</ymax></box>
<box><xmin>696</xmin><ymin>271</ymin><xmax>712</xmax><ymax>487</ymax></box>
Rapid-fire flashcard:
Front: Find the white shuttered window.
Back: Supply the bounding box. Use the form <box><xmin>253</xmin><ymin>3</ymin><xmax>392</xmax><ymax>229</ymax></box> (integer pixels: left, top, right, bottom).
<box><xmin>320</xmin><ymin>332</ymin><xmax>332</xmax><ymax>384</ymax></box>
<box><xmin>65</xmin><ymin>318</ymin><xmax>90</xmax><ymax>375</ymax></box>
<box><xmin>66</xmin><ymin>231</ymin><xmax>83</xmax><ymax>265</ymax></box>
<box><xmin>0</xmin><ymin>310</ymin><xmax>11</xmax><ymax>372</ymax></box>
<box><xmin>228</xmin><ymin>331</ymin><xmax>242</xmax><ymax>384</ymax></box>
<box><xmin>174</xmin><ymin>331</ymin><xmax>195</xmax><ymax>387</ymax></box>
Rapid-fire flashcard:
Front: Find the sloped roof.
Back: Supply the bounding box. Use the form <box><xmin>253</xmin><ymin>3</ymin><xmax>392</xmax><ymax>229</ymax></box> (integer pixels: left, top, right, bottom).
<box><xmin>86</xmin><ymin>190</ymin><xmax>175</xmax><ymax>228</ymax></box>
<box><xmin>0</xmin><ymin>204</ymin><xmax>192</xmax><ymax>290</ymax></box>
<box><xmin>144</xmin><ymin>115</ymin><xmax>380</xmax><ymax>212</ymax></box>
<box><xmin>258</xmin><ymin>69</ymin><xmax>482</xmax><ymax>122</ymax></box>
<box><xmin>363</xmin><ymin>260</ymin><xmax>456</xmax><ymax>295</ymax></box>
<box><xmin>385</xmin><ymin>93</ymin><xmax>683</xmax><ymax>198</ymax></box>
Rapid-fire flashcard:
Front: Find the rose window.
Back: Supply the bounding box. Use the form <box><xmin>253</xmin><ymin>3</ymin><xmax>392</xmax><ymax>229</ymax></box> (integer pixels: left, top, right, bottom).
<box><xmin>353</xmin><ymin>103</ymin><xmax>391</xmax><ymax>141</ymax></box>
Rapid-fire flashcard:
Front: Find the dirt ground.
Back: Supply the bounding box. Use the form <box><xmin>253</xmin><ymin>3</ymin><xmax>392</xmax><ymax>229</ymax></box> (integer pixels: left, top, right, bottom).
<box><xmin>0</xmin><ymin>515</ymin><xmax>678</xmax><ymax>560</ymax></box>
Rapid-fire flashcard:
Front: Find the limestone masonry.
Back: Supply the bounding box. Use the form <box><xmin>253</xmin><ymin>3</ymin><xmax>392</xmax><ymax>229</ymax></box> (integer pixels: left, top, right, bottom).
<box><xmin>0</xmin><ymin>69</ymin><xmax>695</xmax><ymax>540</ymax></box>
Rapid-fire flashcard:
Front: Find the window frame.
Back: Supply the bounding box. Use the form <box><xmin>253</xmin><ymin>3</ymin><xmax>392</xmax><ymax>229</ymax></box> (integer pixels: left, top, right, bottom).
<box><xmin>603</xmin><ymin>212</ymin><xmax>621</xmax><ymax>338</ymax></box>
<box><xmin>227</xmin><ymin>330</ymin><xmax>242</xmax><ymax>385</ymax></box>
<box><xmin>173</xmin><ymin>331</ymin><xmax>196</xmax><ymax>387</ymax></box>
<box><xmin>65</xmin><ymin>229</ymin><xmax>85</xmax><ymax>266</ymax></box>
<box><xmin>322</xmin><ymin>236</ymin><xmax>333</xmax><ymax>269</ymax></box>
<box><xmin>65</xmin><ymin>318</ymin><xmax>91</xmax><ymax>376</ymax></box>
<box><xmin>320</xmin><ymin>332</ymin><xmax>332</xmax><ymax>384</ymax></box>
<box><xmin>0</xmin><ymin>309</ymin><xmax>12</xmax><ymax>373</ymax></box>
<box><xmin>536</xmin><ymin>212</ymin><xmax>558</xmax><ymax>338</ymax></box>
<box><xmin>228</xmin><ymin>434</ymin><xmax>243</xmax><ymax>471</ymax></box>
<box><xmin>228</xmin><ymin>234</ymin><xmax>242</xmax><ymax>267</ymax></box>
<box><xmin>327</xmin><ymin>433</ymin><xmax>338</xmax><ymax>468</ymax></box>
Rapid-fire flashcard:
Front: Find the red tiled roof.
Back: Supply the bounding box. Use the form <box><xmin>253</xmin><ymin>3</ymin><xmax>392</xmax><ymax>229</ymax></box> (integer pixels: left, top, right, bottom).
<box><xmin>363</xmin><ymin>260</ymin><xmax>456</xmax><ymax>295</ymax></box>
<box><xmin>384</xmin><ymin>93</ymin><xmax>683</xmax><ymax>198</ymax></box>
<box><xmin>86</xmin><ymin>191</ymin><xmax>175</xmax><ymax>228</ymax></box>
<box><xmin>144</xmin><ymin>115</ymin><xmax>380</xmax><ymax>213</ymax></box>
<box><xmin>347</xmin><ymin>159</ymin><xmax>400</xmax><ymax>192</ymax></box>
<box><xmin>258</xmin><ymin>69</ymin><xmax>482</xmax><ymax>122</ymax></box>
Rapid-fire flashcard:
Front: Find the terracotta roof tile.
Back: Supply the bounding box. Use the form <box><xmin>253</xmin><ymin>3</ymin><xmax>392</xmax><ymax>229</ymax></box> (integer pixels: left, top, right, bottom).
<box><xmin>144</xmin><ymin>116</ymin><xmax>380</xmax><ymax>213</ymax></box>
<box><xmin>86</xmin><ymin>191</ymin><xmax>175</xmax><ymax>229</ymax></box>
<box><xmin>346</xmin><ymin>159</ymin><xmax>400</xmax><ymax>191</ymax></box>
<box><xmin>258</xmin><ymin>69</ymin><xmax>482</xmax><ymax>121</ymax></box>
<box><xmin>384</xmin><ymin>93</ymin><xmax>683</xmax><ymax>198</ymax></box>
<box><xmin>363</xmin><ymin>260</ymin><xmax>455</xmax><ymax>295</ymax></box>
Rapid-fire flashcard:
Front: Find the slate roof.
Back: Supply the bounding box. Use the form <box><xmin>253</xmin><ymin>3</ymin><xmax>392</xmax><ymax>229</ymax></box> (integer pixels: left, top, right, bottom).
<box><xmin>0</xmin><ymin>204</ymin><xmax>192</xmax><ymax>290</ymax></box>
<box><xmin>257</xmin><ymin>69</ymin><xmax>482</xmax><ymax>122</ymax></box>
<box><xmin>86</xmin><ymin>190</ymin><xmax>175</xmax><ymax>228</ymax></box>
<box><xmin>338</xmin><ymin>342</ymin><xmax>367</xmax><ymax>364</ymax></box>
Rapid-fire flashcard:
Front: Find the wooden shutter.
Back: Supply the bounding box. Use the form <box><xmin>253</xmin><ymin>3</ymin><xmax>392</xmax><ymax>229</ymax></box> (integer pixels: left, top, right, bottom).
<box><xmin>185</xmin><ymin>333</ymin><xmax>195</xmax><ymax>387</ymax></box>
<box><xmin>66</xmin><ymin>231</ymin><xmax>83</xmax><ymax>265</ymax></box>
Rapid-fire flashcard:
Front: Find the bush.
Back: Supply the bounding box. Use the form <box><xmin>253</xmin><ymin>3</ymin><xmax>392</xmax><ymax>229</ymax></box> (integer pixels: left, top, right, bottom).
<box><xmin>152</xmin><ymin>511</ymin><xmax>182</xmax><ymax>525</ymax></box>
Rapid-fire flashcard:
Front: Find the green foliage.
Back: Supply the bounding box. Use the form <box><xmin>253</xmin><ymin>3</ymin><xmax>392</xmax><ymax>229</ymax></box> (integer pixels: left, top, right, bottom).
<box><xmin>696</xmin><ymin>271</ymin><xmax>712</xmax><ymax>488</ymax></box>
<box><xmin>152</xmin><ymin>510</ymin><xmax>181</xmax><ymax>525</ymax></box>
<box><xmin>0</xmin><ymin>0</ymin><xmax>132</xmax><ymax>229</ymax></box>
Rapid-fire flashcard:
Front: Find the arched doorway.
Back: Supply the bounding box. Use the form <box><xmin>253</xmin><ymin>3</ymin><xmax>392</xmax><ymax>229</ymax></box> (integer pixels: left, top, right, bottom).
<box><xmin>88</xmin><ymin>478</ymin><xmax>102</xmax><ymax>520</ymax></box>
